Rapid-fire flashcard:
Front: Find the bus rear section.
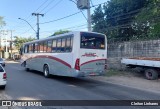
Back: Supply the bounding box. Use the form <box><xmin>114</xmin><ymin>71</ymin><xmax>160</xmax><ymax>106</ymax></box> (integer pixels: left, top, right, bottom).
<box><xmin>75</xmin><ymin>32</ymin><xmax>107</xmax><ymax>77</ymax></box>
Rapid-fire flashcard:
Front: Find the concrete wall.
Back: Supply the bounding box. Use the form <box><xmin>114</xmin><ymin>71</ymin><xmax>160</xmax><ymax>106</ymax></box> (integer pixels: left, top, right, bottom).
<box><xmin>107</xmin><ymin>39</ymin><xmax>160</xmax><ymax>69</ymax></box>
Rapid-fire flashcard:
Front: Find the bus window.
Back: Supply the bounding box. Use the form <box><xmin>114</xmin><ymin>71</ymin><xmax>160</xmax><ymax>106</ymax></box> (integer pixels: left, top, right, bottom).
<box><xmin>47</xmin><ymin>40</ymin><xmax>52</xmax><ymax>52</ymax></box>
<box><xmin>33</xmin><ymin>43</ymin><xmax>35</xmax><ymax>53</ymax></box>
<box><xmin>35</xmin><ymin>43</ymin><xmax>39</xmax><ymax>53</ymax></box>
<box><xmin>39</xmin><ymin>42</ymin><xmax>44</xmax><ymax>52</ymax></box>
<box><xmin>70</xmin><ymin>37</ymin><xmax>73</xmax><ymax>51</ymax></box>
<box><xmin>80</xmin><ymin>33</ymin><xmax>105</xmax><ymax>49</ymax></box>
<box><xmin>57</xmin><ymin>39</ymin><xmax>62</xmax><ymax>52</ymax></box>
<box><xmin>29</xmin><ymin>44</ymin><xmax>33</xmax><ymax>53</ymax></box>
<box><xmin>66</xmin><ymin>37</ymin><xmax>72</xmax><ymax>52</ymax></box>
<box><xmin>44</xmin><ymin>41</ymin><xmax>47</xmax><ymax>52</ymax></box>
<box><xmin>61</xmin><ymin>38</ymin><xmax>66</xmax><ymax>52</ymax></box>
<box><xmin>52</xmin><ymin>40</ymin><xmax>57</xmax><ymax>52</ymax></box>
<box><xmin>24</xmin><ymin>45</ymin><xmax>29</xmax><ymax>53</ymax></box>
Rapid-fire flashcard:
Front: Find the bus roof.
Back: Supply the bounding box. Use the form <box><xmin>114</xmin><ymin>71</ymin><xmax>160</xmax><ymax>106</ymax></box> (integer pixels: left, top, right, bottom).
<box><xmin>23</xmin><ymin>31</ymin><xmax>105</xmax><ymax>45</ymax></box>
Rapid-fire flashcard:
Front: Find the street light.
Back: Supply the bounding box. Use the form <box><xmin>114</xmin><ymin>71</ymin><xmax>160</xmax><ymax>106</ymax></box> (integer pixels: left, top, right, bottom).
<box><xmin>18</xmin><ymin>18</ymin><xmax>36</xmax><ymax>33</ymax></box>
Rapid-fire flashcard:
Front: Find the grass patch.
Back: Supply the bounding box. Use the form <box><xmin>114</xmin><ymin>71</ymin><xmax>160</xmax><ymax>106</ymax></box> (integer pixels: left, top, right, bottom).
<box><xmin>105</xmin><ymin>69</ymin><xmax>132</xmax><ymax>77</ymax></box>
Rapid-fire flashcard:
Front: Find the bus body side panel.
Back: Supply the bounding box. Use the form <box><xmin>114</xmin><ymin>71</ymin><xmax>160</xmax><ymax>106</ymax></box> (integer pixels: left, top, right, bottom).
<box><xmin>23</xmin><ymin>53</ymin><xmax>75</xmax><ymax>77</ymax></box>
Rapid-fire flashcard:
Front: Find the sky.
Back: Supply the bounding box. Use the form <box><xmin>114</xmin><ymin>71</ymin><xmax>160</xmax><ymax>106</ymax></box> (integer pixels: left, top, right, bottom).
<box><xmin>0</xmin><ymin>0</ymin><xmax>108</xmax><ymax>41</ymax></box>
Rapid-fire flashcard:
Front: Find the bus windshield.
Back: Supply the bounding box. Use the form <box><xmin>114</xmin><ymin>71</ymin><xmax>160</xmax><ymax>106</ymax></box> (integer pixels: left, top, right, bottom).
<box><xmin>80</xmin><ymin>32</ymin><xmax>105</xmax><ymax>49</ymax></box>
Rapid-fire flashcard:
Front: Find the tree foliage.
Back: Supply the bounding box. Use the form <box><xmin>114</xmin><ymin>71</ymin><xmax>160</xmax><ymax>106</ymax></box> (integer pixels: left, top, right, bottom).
<box><xmin>92</xmin><ymin>0</ymin><xmax>160</xmax><ymax>41</ymax></box>
<box><xmin>52</xmin><ymin>30</ymin><xmax>70</xmax><ymax>36</ymax></box>
<box><xmin>134</xmin><ymin>0</ymin><xmax>160</xmax><ymax>39</ymax></box>
<box><xmin>14</xmin><ymin>36</ymin><xmax>35</xmax><ymax>49</ymax></box>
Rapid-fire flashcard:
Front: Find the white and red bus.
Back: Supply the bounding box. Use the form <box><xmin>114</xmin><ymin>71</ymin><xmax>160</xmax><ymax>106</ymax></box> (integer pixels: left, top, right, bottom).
<box><xmin>20</xmin><ymin>31</ymin><xmax>107</xmax><ymax>77</ymax></box>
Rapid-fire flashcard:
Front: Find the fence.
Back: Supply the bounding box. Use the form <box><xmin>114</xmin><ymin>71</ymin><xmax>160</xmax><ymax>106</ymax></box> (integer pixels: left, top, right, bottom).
<box><xmin>107</xmin><ymin>38</ymin><xmax>160</xmax><ymax>69</ymax></box>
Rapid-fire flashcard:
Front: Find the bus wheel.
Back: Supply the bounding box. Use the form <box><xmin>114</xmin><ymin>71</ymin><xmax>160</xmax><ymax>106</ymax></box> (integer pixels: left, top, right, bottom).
<box><xmin>43</xmin><ymin>65</ymin><xmax>50</xmax><ymax>78</ymax></box>
<box><xmin>145</xmin><ymin>69</ymin><xmax>158</xmax><ymax>80</ymax></box>
<box><xmin>24</xmin><ymin>61</ymin><xmax>30</xmax><ymax>71</ymax></box>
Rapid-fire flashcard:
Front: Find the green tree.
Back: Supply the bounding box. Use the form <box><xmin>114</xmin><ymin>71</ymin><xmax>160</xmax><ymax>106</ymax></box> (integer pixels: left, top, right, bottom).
<box><xmin>133</xmin><ymin>0</ymin><xmax>160</xmax><ymax>39</ymax></box>
<box><xmin>92</xmin><ymin>0</ymin><xmax>147</xmax><ymax>40</ymax></box>
<box><xmin>52</xmin><ymin>30</ymin><xmax>70</xmax><ymax>36</ymax></box>
<box><xmin>14</xmin><ymin>36</ymin><xmax>35</xmax><ymax>49</ymax></box>
<box><xmin>92</xmin><ymin>5</ymin><xmax>107</xmax><ymax>34</ymax></box>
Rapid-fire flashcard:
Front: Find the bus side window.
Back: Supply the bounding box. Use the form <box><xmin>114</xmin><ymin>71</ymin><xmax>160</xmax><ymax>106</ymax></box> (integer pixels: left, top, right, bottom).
<box><xmin>47</xmin><ymin>40</ymin><xmax>52</xmax><ymax>53</ymax></box>
<box><xmin>39</xmin><ymin>42</ymin><xmax>44</xmax><ymax>53</ymax></box>
<box><xmin>57</xmin><ymin>39</ymin><xmax>62</xmax><ymax>52</ymax></box>
<box><xmin>70</xmin><ymin>37</ymin><xmax>73</xmax><ymax>52</ymax></box>
<box><xmin>44</xmin><ymin>41</ymin><xmax>48</xmax><ymax>53</ymax></box>
<box><xmin>24</xmin><ymin>45</ymin><xmax>27</xmax><ymax>53</ymax></box>
<box><xmin>33</xmin><ymin>43</ymin><xmax>35</xmax><ymax>53</ymax></box>
<box><xmin>66</xmin><ymin>37</ymin><xmax>71</xmax><ymax>52</ymax></box>
<box><xmin>52</xmin><ymin>40</ymin><xmax>57</xmax><ymax>52</ymax></box>
<box><xmin>61</xmin><ymin>38</ymin><xmax>66</xmax><ymax>52</ymax></box>
<box><xmin>26</xmin><ymin>45</ymin><xmax>29</xmax><ymax>53</ymax></box>
<box><xmin>29</xmin><ymin>44</ymin><xmax>33</xmax><ymax>53</ymax></box>
<box><xmin>35</xmin><ymin>43</ymin><xmax>39</xmax><ymax>53</ymax></box>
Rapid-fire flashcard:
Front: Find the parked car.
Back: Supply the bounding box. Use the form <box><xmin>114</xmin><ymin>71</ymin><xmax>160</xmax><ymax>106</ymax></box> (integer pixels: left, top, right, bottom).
<box><xmin>0</xmin><ymin>65</ymin><xmax>7</xmax><ymax>89</ymax></box>
<box><xmin>0</xmin><ymin>58</ymin><xmax>5</xmax><ymax>67</ymax></box>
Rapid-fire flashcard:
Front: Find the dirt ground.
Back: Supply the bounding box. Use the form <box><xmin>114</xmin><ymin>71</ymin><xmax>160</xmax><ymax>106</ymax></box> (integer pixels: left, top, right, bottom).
<box><xmin>91</xmin><ymin>69</ymin><xmax>160</xmax><ymax>94</ymax></box>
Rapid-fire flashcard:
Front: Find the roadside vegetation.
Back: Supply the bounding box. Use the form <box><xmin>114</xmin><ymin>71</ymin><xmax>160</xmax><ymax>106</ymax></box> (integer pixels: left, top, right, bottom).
<box><xmin>105</xmin><ymin>68</ymin><xmax>144</xmax><ymax>77</ymax></box>
<box><xmin>92</xmin><ymin>0</ymin><xmax>160</xmax><ymax>41</ymax></box>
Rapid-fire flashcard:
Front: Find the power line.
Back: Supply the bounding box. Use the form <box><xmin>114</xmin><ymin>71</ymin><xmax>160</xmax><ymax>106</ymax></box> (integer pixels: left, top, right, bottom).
<box><xmin>14</xmin><ymin>0</ymin><xmax>50</xmax><ymax>31</ymax></box>
<box><xmin>44</xmin><ymin>0</ymin><xmax>63</xmax><ymax>15</ymax></box>
<box><xmin>40</xmin><ymin>11</ymin><xmax>81</xmax><ymax>24</ymax></box>
<box><xmin>40</xmin><ymin>1</ymin><xmax>109</xmax><ymax>25</ymax></box>
<box><xmin>40</xmin><ymin>23</ymin><xmax>87</xmax><ymax>33</ymax></box>
<box><xmin>18</xmin><ymin>1</ymin><xmax>111</xmax><ymax>36</ymax></box>
<box><xmin>39</xmin><ymin>0</ymin><xmax>56</xmax><ymax>13</ymax></box>
<box><xmin>90</xmin><ymin>0</ymin><xmax>94</xmax><ymax>7</ymax></box>
<box><xmin>34</xmin><ymin>0</ymin><xmax>50</xmax><ymax>13</ymax></box>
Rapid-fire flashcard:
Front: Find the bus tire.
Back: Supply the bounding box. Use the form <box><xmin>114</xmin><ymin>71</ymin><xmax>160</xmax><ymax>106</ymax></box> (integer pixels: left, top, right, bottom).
<box><xmin>0</xmin><ymin>85</ymin><xmax>6</xmax><ymax>90</ymax></box>
<box><xmin>24</xmin><ymin>61</ymin><xmax>30</xmax><ymax>71</ymax></box>
<box><xmin>144</xmin><ymin>69</ymin><xmax>158</xmax><ymax>80</ymax></box>
<box><xmin>43</xmin><ymin>65</ymin><xmax>50</xmax><ymax>78</ymax></box>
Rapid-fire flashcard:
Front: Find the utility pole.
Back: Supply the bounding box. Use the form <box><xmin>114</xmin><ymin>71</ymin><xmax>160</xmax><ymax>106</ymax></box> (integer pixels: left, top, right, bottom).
<box><xmin>10</xmin><ymin>30</ymin><xmax>13</xmax><ymax>59</ymax></box>
<box><xmin>0</xmin><ymin>31</ymin><xmax>2</xmax><ymax>58</ymax></box>
<box><xmin>87</xmin><ymin>0</ymin><xmax>91</xmax><ymax>32</ymax></box>
<box><xmin>77</xmin><ymin>0</ymin><xmax>91</xmax><ymax>31</ymax></box>
<box><xmin>32</xmin><ymin>13</ymin><xmax>44</xmax><ymax>39</ymax></box>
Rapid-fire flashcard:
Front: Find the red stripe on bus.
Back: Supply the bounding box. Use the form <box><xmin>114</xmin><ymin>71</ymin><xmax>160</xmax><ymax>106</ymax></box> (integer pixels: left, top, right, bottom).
<box><xmin>27</xmin><ymin>55</ymin><xmax>71</xmax><ymax>68</ymax></box>
<box><xmin>80</xmin><ymin>59</ymin><xmax>107</xmax><ymax>66</ymax></box>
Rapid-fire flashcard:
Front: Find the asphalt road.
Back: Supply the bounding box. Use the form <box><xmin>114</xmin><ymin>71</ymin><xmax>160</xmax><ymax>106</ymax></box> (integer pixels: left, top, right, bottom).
<box><xmin>0</xmin><ymin>61</ymin><xmax>160</xmax><ymax>109</ymax></box>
